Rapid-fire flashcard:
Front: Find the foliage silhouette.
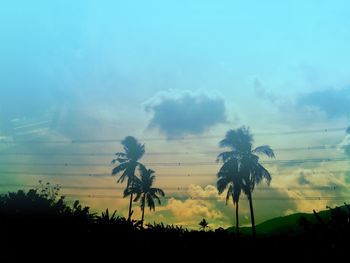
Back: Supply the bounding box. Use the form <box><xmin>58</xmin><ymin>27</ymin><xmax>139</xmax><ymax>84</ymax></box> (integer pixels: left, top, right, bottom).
<box><xmin>112</xmin><ymin>136</ymin><xmax>145</xmax><ymax>220</ymax></box>
<box><xmin>36</xmin><ymin>180</ymin><xmax>61</xmax><ymax>200</ymax></box>
<box><xmin>0</xmin><ymin>186</ymin><xmax>94</xmax><ymax>225</ymax></box>
<box><xmin>0</xmin><ymin>185</ymin><xmax>349</xmax><ymax>262</ymax></box>
<box><xmin>124</xmin><ymin>166</ymin><xmax>165</xmax><ymax>227</ymax></box>
<box><xmin>218</xmin><ymin>126</ymin><xmax>275</xmax><ymax>237</ymax></box>
<box><xmin>299</xmin><ymin>204</ymin><xmax>350</xmax><ymax>245</ymax></box>
<box><xmin>96</xmin><ymin>208</ymin><xmax>119</xmax><ymax>224</ymax></box>
<box><xmin>199</xmin><ymin>218</ymin><xmax>209</xmax><ymax>231</ymax></box>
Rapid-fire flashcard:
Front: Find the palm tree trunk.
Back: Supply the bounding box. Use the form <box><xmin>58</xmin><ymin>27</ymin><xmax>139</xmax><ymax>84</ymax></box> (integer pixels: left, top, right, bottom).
<box><xmin>247</xmin><ymin>191</ymin><xmax>256</xmax><ymax>238</ymax></box>
<box><xmin>232</xmin><ymin>194</ymin><xmax>239</xmax><ymax>236</ymax></box>
<box><xmin>141</xmin><ymin>194</ymin><xmax>146</xmax><ymax>227</ymax></box>
<box><xmin>128</xmin><ymin>193</ymin><xmax>133</xmax><ymax>221</ymax></box>
<box><xmin>235</xmin><ymin>202</ymin><xmax>239</xmax><ymax>236</ymax></box>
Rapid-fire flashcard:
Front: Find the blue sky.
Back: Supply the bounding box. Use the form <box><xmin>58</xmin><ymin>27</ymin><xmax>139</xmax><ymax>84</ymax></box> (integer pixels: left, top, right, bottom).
<box><xmin>1</xmin><ymin>0</ymin><xmax>350</xmax><ymax>228</ymax></box>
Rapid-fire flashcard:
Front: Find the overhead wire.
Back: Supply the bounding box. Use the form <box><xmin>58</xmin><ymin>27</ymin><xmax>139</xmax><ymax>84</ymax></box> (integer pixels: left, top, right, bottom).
<box><xmin>0</xmin><ymin>127</ymin><xmax>347</xmax><ymax>144</ymax></box>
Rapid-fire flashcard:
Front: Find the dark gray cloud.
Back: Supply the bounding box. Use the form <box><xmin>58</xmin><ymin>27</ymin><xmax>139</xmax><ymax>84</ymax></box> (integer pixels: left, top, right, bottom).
<box><xmin>297</xmin><ymin>87</ymin><xmax>350</xmax><ymax>118</ymax></box>
<box><xmin>145</xmin><ymin>90</ymin><xmax>227</xmax><ymax>138</ymax></box>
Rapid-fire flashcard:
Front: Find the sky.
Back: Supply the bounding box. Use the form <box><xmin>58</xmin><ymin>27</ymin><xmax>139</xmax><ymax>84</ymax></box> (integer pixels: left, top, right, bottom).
<box><xmin>1</xmin><ymin>0</ymin><xmax>350</xmax><ymax>229</ymax></box>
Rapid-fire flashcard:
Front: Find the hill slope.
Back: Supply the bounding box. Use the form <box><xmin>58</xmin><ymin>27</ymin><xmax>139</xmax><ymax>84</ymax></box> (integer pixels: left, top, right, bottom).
<box><xmin>228</xmin><ymin>205</ymin><xmax>348</xmax><ymax>236</ymax></box>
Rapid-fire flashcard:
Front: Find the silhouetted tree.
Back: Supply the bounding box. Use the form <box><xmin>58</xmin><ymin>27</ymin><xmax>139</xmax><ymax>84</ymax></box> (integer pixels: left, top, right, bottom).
<box><xmin>112</xmin><ymin>136</ymin><xmax>145</xmax><ymax>220</ymax></box>
<box><xmin>218</xmin><ymin>126</ymin><xmax>275</xmax><ymax>237</ymax></box>
<box><xmin>0</xmin><ymin>186</ymin><xmax>94</xmax><ymax>224</ymax></box>
<box><xmin>96</xmin><ymin>209</ymin><xmax>119</xmax><ymax>224</ymax></box>
<box><xmin>124</xmin><ymin>166</ymin><xmax>165</xmax><ymax>227</ymax></box>
<box><xmin>199</xmin><ymin>218</ymin><xmax>209</xmax><ymax>231</ymax></box>
<box><xmin>216</xmin><ymin>157</ymin><xmax>242</xmax><ymax>235</ymax></box>
<box><xmin>36</xmin><ymin>180</ymin><xmax>61</xmax><ymax>200</ymax></box>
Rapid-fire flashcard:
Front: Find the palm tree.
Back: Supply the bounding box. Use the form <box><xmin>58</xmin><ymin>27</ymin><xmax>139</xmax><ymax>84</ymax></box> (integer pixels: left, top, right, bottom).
<box><xmin>112</xmin><ymin>136</ymin><xmax>145</xmax><ymax>220</ymax></box>
<box><xmin>216</xmin><ymin>158</ymin><xmax>242</xmax><ymax>235</ymax></box>
<box><xmin>199</xmin><ymin>218</ymin><xmax>209</xmax><ymax>231</ymax></box>
<box><xmin>124</xmin><ymin>166</ymin><xmax>165</xmax><ymax>227</ymax></box>
<box><xmin>219</xmin><ymin>126</ymin><xmax>275</xmax><ymax>237</ymax></box>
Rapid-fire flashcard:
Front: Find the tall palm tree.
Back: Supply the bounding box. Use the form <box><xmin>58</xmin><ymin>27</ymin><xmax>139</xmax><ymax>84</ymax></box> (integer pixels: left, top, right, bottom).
<box><xmin>216</xmin><ymin>158</ymin><xmax>242</xmax><ymax>235</ymax></box>
<box><xmin>219</xmin><ymin>126</ymin><xmax>275</xmax><ymax>237</ymax></box>
<box><xmin>124</xmin><ymin>166</ymin><xmax>165</xmax><ymax>227</ymax></box>
<box><xmin>112</xmin><ymin>136</ymin><xmax>145</xmax><ymax>220</ymax></box>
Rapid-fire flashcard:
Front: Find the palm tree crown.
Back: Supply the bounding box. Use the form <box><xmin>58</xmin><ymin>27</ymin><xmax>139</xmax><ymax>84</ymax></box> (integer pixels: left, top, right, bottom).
<box><xmin>112</xmin><ymin>136</ymin><xmax>145</xmax><ymax>219</ymax></box>
<box><xmin>124</xmin><ymin>166</ymin><xmax>165</xmax><ymax>227</ymax></box>
<box><xmin>112</xmin><ymin>136</ymin><xmax>145</xmax><ymax>184</ymax></box>
<box><xmin>217</xmin><ymin>158</ymin><xmax>242</xmax><ymax>206</ymax></box>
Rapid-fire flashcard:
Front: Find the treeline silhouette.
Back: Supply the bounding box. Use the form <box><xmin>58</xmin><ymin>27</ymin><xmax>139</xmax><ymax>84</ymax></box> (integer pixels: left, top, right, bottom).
<box><xmin>0</xmin><ymin>185</ymin><xmax>349</xmax><ymax>262</ymax></box>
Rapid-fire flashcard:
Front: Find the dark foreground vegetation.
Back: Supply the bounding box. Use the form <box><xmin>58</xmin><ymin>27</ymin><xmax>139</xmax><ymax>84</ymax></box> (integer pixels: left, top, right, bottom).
<box><xmin>0</xmin><ymin>188</ymin><xmax>349</xmax><ymax>262</ymax></box>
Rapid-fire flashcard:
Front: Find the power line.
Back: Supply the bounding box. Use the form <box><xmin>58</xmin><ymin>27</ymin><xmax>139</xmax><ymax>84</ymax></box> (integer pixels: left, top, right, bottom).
<box><xmin>0</xmin><ymin>144</ymin><xmax>344</xmax><ymax>157</ymax></box>
<box><xmin>53</xmin><ymin>194</ymin><xmax>350</xmax><ymax>201</ymax></box>
<box><xmin>0</xmin><ymin>158</ymin><xmax>348</xmax><ymax>167</ymax></box>
<box><xmin>0</xmin><ymin>127</ymin><xmax>346</xmax><ymax>144</ymax></box>
<box><xmin>0</xmin><ymin>170</ymin><xmax>349</xmax><ymax>178</ymax></box>
<box><xmin>0</xmin><ymin>171</ymin><xmax>108</xmax><ymax>177</ymax></box>
<box><xmin>0</xmin><ymin>184</ymin><xmax>345</xmax><ymax>191</ymax></box>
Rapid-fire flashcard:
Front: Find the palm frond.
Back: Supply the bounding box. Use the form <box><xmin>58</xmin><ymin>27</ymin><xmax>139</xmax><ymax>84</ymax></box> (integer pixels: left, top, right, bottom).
<box><xmin>138</xmin><ymin>164</ymin><xmax>148</xmax><ymax>175</ymax></box>
<box><xmin>112</xmin><ymin>162</ymin><xmax>129</xmax><ymax>176</ymax></box>
<box><xmin>225</xmin><ymin>184</ymin><xmax>233</xmax><ymax>205</ymax></box>
<box><xmin>117</xmin><ymin>169</ymin><xmax>128</xmax><ymax>184</ymax></box>
<box><xmin>216</xmin><ymin>151</ymin><xmax>239</xmax><ymax>163</ymax></box>
<box><xmin>123</xmin><ymin>187</ymin><xmax>132</xmax><ymax>197</ymax></box>
<box><xmin>232</xmin><ymin>185</ymin><xmax>241</xmax><ymax>204</ymax></box>
<box><xmin>257</xmin><ymin>163</ymin><xmax>272</xmax><ymax>185</ymax></box>
<box><xmin>133</xmin><ymin>192</ymin><xmax>142</xmax><ymax>202</ymax></box>
<box><xmin>152</xmin><ymin>194</ymin><xmax>161</xmax><ymax>205</ymax></box>
<box><xmin>111</xmin><ymin>157</ymin><xmax>128</xmax><ymax>164</ymax></box>
<box><xmin>253</xmin><ymin>145</ymin><xmax>275</xmax><ymax>158</ymax></box>
<box><xmin>114</xmin><ymin>152</ymin><xmax>126</xmax><ymax>158</ymax></box>
<box><xmin>152</xmin><ymin>188</ymin><xmax>165</xmax><ymax>197</ymax></box>
<box><xmin>146</xmin><ymin>194</ymin><xmax>156</xmax><ymax>211</ymax></box>
<box><xmin>123</xmin><ymin>165</ymin><xmax>137</xmax><ymax>185</ymax></box>
<box><xmin>217</xmin><ymin>176</ymin><xmax>230</xmax><ymax>195</ymax></box>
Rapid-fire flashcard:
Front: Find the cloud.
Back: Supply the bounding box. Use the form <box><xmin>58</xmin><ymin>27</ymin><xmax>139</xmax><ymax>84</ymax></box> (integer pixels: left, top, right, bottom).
<box><xmin>297</xmin><ymin>87</ymin><xmax>350</xmax><ymax>118</ymax></box>
<box><xmin>187</xmin><ymin>184</ymin><xmax>220</xmax><ymax>199</ymax></box>
<box><xmin>253</xmin><ymin>81</ymin><xmax>350</xmax><ymax>129</ymax></box>
<box><xmin>154</xmin><ymin>184</ymin><xmax>229</xmax><ymax>228</ymax></box>
<box><xmin>271</xmin><ymin>168</ymin><xmax>349</xmax><ymax>213</ymax></box>
<box><xmin>145</xmin><ymin>90</ymin><xmax>227</xmax><ymax>138</ymax></box>
<box><xmin>165</xmin><ymin>198</ymin><xmax>223</xmax><ymax>220</ymax></box>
